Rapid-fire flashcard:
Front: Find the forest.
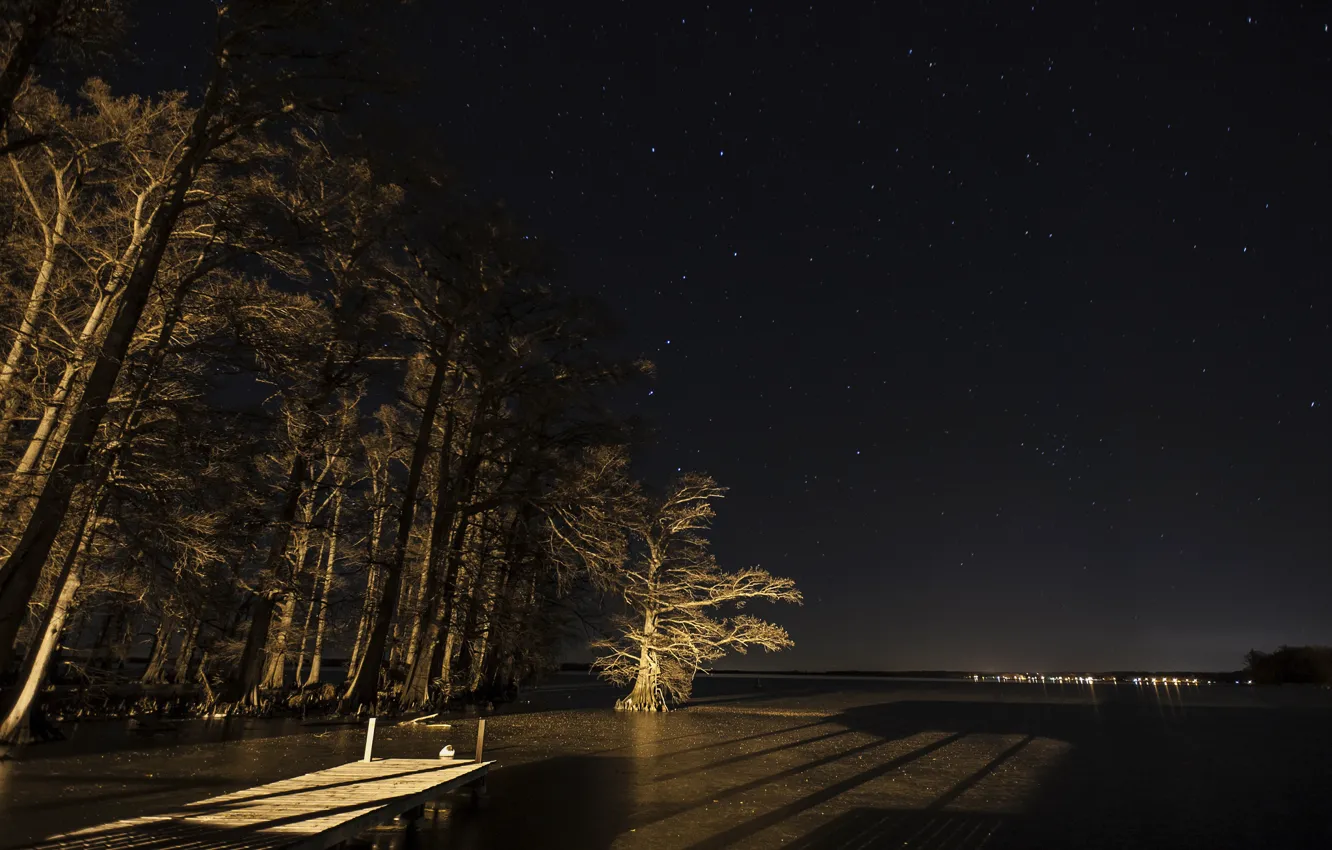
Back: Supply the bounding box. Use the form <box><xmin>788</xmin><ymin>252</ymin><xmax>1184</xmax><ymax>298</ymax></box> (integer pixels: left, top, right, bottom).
<box><xmin>0</xmin><ymin>0</ymin><xmax>800</xmax><ymax>744</ymax></box>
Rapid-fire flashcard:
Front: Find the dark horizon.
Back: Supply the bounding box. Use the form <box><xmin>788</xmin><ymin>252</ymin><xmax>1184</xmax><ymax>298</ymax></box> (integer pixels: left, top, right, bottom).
<box><xmin>125</xmin><ymin>1</ymin><xmax>1330</xmax><ymax>673</ymax></box>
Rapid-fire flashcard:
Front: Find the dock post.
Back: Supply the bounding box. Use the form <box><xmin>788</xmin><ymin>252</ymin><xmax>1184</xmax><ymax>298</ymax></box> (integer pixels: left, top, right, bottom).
<box><xmin>363</xmin><ymin>716</ymin><xmax>377</xmax><ymax>762</ymax></box>
<box><xmin>470</xmin><ymin>717</ymin><xmax>488</xmax><ymax>807</ymax></box>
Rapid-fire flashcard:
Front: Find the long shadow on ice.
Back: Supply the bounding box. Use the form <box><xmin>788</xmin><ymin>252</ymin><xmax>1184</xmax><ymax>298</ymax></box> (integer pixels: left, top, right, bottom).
<box><xmin>690</xmin><ymin>690</ymin><xmax>1332</xmax><ymax>849</ymax></box>
<box><xmin>17</xmin><ymin>773</ymin><xmax>239</xmax><ymax>813</ymax></box>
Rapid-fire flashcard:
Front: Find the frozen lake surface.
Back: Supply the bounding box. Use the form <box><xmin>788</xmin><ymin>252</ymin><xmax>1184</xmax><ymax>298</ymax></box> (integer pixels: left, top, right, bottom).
<box><xmin>2</xmin><ymin>675</ymin><xmax>1330</xmax><ymax>848</ymax></box>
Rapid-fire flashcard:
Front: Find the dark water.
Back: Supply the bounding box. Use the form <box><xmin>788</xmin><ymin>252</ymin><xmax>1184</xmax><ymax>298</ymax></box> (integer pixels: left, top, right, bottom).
<box><xmin>2</xmin><ymin>675</ymin><xmax>1330</xmax><ymax>849</ymax></box>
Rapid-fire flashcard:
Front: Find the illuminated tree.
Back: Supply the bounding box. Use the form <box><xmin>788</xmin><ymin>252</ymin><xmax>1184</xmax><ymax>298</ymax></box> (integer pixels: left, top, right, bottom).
<box><xmin>0</xmin><ymin>0</ymin><xmax>384</xmax><ymax>671</ymax></box>
<box><xmin>589</xmin><ymin>474</ymin><xmax>801</xmax><ymax>711</ymax></box>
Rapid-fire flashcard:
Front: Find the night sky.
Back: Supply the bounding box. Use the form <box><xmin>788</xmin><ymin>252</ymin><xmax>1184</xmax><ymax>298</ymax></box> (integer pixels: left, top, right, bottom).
<box><xmin>131</xmin><ymin>2</ymin><xmax>1328</xmax><ymax>672</ymax></box>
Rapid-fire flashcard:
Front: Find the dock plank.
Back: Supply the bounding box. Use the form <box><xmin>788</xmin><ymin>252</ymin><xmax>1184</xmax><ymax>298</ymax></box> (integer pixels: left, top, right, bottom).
<box><xmin>24</xmin><ymin>758</ymin><xmax>491</xmax><ymax>850</ymax></box>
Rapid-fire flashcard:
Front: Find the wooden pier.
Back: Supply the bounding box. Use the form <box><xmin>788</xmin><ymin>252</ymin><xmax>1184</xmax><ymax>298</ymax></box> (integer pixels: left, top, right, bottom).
<box><xmin>23</xmin><ymin>757</ymin><xmax>492</xmax><ymax>850</ymax></box>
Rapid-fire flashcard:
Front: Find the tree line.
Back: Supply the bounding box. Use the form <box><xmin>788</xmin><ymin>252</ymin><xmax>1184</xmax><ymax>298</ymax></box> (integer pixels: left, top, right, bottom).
<box><xmin>1244</xmin><ymin>647</ymin><xmax>1332</xmax><ymax>686</ymax></box>
<box><xmin>0</xmin><ymin>0</ymin><xmax>800</xmax><ymax>742</ymax></box>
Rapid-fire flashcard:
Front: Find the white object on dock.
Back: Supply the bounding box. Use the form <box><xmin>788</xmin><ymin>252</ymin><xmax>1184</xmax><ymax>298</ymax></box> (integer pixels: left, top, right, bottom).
<box><xmin>362</xmin><ymin>716</ymin><xmax>377</xmax><ymax>763</ymax></box>
<box><xmin>439</xmin><ymin>744</ymin><xmax>455</xmax><ymax>758</ymax></box>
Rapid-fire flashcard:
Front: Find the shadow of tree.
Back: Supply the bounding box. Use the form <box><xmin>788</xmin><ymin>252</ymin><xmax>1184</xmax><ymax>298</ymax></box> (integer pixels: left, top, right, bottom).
<box><xmin>687</xmin><ymin>693</ymin><xmax>1332</xmax><ymax>849</ymax></box>
<box><xmin>19</xmin><ymin>774</ymin><xmax>238</xmax><ymax>813</ymax></box>
<box><xmin>783</xmin><ymin>808</ymin><xmax>1006</xmax><ymax>850</ymax></box>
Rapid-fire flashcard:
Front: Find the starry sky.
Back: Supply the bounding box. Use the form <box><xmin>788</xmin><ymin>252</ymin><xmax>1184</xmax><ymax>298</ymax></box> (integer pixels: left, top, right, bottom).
<box><xmin>128</xmin><ymin>1</ymin><xmax>1328</xmax><ymax>672</ymax></box>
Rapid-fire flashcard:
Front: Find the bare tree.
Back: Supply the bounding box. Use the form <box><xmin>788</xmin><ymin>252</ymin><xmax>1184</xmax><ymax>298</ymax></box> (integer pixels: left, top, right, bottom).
<box><xmin>0</xmin><ymin>0</ymin><xmax>380</xmax><ymax>669</ymax></box>
<box><xmin>587</xmin><ymin>473</ymin><xmax>802</xmax><ymax>711</ymax></box>
<box><xmin>0</xmin><ymin>82</ymin><xmax>198</xmax><ymax>518</ymax></box>
<box><xmin>0</xmin><ymin>0</ymin><xmax>677</xmax><ymax>730</ymax></box>
<box><xmin>346</xmin><ymin>406</ymin><xmax>400</xmax><ymax>678</ymax></box>
<box><xmin>339</xmin><ymin>210</ymin><xmax>512</xmax><ymax>711</ymax></box>
<box><xmin>301</xmin><ymin>391</ymin><xmax>356</xmax><ymax>686</ymax></box>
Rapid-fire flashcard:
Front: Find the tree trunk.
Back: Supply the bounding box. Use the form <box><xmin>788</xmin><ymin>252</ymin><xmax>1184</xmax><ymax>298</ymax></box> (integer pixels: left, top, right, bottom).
<box><xmin>617</xmin><ymin>614</ymin><xmax>665</xmax><ymax>712</ymax></box>
<box><xmin>1</xmin><ymin>236</ymin><xmax>204</xmax><ymax>521</ymax></box>
<box><xmin>399</xmin><ymin>592</ymin><xmax>442</xmax><ymax>707</ymax></box>
<box><xmin>260</xmin><ymin>595</ymin><xmax>296</xmax><ymax>691</ymax></box>
<box><xmin>195</xmin><ymin>650</ymin><xmax>217</xmax><ymax>708</ymax></box>
<box><xmin>230</xmin><ymin>594</ymin><xmax>276</xmax><ymax>708</ymax></box>
<box><xmin>476</xmin><ymin>560</ymin><xmax>515</xmax><ymax>699</ymax></box>
<box><xmin>618</xmin><ymin>649</ymin><xmax>665</xmax><ymax>712</ymax></box>
<box><xmin>226</xmin><ymin>453</ymin><xmax>308</xmax><ymax>704</ymax></box>
<box><xmin>92</xmin><ymin>607</ymin><xmax>123</xmax><ymax>669</ymax></box>
<box><xmin>0</xmin><ymin>254</ymin><xmax>202</xmax><ymax>672</ymax></box>
<box><xmin>294</xmin><ymin>537</ymin><xmax>327</xmax><ymax>687</ymax></box>
<box><xmin>339</xmin><ymin>356</ymin><xmax>448</xmax><ymax>711</ymax></box>
<box><xmin>293</xmin><ymin>590</ymin><xmax>314</xmax><ymax>686</ymax></box>
<box><xmin>401</xmin><ymin>554</ymin><xmax>426</xmax><ymax>670</ymax></box>
<box><xmin>398</xmin><ymin>411</ymin><xmax>456</xmax><ymax>686</ymax></box>
<box><xmin>0</xmin><ymin>154</ymin><xmax>71</xmax><ymax>438</ymax></box>
<box><xmin>466</xmin><ymin>621</ymin><xmax>490</xmax><ymax>696</ymax></box>
<box><xmin>456</xmin><ymin>548</ymin><xmax>492</xmax><ymax>695</ymax></box>
<box><xmin>476</xmin><ymin>496</ymin><xmax>532</xmax><ymax>699</ymax></box>
<box><xmin>433</xmin><ymin>499</ymin><xmax>488</xmax><ymax>687</ymax></box>
<box><xmin>303</xmin><ymin>492</ymin><xmax>341</xmax><ymax>687</ymax></box>
<box><xmin>401</xmin><ymin>510</ymin><xmax>474</xmax><ymax>707</ymax></box>
<box><xmin>0</xmin><ymin>553</ymin><xmax>80</xmax><ymax>743</ymax></box>
<box><xmin>0</xmin><ymin>175</ymin><xmax>173</xmax><ymax>521</ymax></box>
<box><xmin>0</xmin><ymin>55</ymin><xmax>230</xmax><ymax>661</ymax></box>
<box><xmin>262</xmin><ymin>510</ymin><xmax>316</xmax><ymax>692</ymax></box>
<box><xmin>349</xmin><ymin>434</ymin><xmax>391</xmax><ymax>682</ymax></box>
<box><xmin>0</xmin><ymin>286</ymin><xmax>120</xmax><ymax>518</ymax></box>
<box><xmin>173</xmin><ymin>617</ymin><xmax>200</xmax><ymax>685</ymax></box>
<box><xmin>0</xmin><ymin>483</ymin><xmax>95</xmax><ymax>744</ymax></box>
<box><xmin>434</xmin><ymin>627</ymin><xmax>456</xmax><ymax>688</ymax></box>
<box><xmin>399</xmin><ymin>407</ymin><xmax>488</xmax><ymax>708</ymax></box>
<box><xmin>114</xmin><ymin>614</ymin><xmax>138</xmax><ymax>670</ymax></box>
<box><xmin>140</xmin><ymin>615</ymin><xmax>176</xmax><ymax>685</ymax></box>
<box><xmin>346</xmin><ymin>564</ymin><xmax>376</xmax><ymax>682</ymax></box>
<box><xmin>386</xmin><ymin>542</ymin><xmax>419</xmax><ymax>670</ymax></box>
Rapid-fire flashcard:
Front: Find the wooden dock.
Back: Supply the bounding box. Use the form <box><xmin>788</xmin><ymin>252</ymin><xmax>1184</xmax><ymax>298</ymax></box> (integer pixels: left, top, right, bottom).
<box><xmin>23</xmin><ymin>757</ymin><xmax>492</xmax><ymax>850</ymax></box>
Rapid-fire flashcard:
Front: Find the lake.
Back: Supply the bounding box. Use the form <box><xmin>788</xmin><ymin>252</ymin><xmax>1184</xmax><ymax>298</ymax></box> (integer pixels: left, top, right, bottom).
<box><xmin>2</xmin><ymin>674</ymin><xmax>1329</xmax><ymax>848</ymax></box>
